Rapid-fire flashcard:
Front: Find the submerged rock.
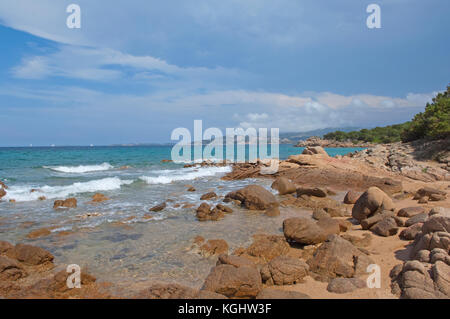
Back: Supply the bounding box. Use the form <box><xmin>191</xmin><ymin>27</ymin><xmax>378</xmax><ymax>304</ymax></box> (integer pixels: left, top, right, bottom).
<box><xmin>53</xmin><ymin>198</ymin><xmax>77</xmax><ymax>209</ymax></box>
<box><xmin>149</xmin><ymin>202</ymin><xmax>166</xmax><ymax>212</ymax></box>
<box><xmin>271</xmin><ymin>177</ymin><xmax>296</xmax><ymax>195</ymax></box>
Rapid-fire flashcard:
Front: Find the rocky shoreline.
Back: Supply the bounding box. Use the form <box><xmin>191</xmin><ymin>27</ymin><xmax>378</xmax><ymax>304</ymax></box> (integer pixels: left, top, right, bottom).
<box><xmin>1</xmin><ymin>142</ymin><xmax>449</xmax><ymax>299</ymax></box>
<box><xmin>295</xmin><ymin>136</ymin><xmax>376</xmax><ymax>148</ymax></box>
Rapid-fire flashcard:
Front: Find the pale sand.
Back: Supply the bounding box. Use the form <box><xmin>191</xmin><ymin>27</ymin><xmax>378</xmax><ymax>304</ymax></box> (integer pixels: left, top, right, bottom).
<box><xmin>275</xmin><ymin>183</ymin><xmax>449</xmax><ymax>299</ymax></box>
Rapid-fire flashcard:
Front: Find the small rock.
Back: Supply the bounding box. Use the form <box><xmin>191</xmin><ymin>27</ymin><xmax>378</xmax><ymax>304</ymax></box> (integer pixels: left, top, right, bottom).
<box><xmin>343</xmin><ymin>191</ymin><xmax>359</xmax><ymax>204</ymax></box>
<box><xmin>370</xmin><ymin>217</ymin><xmax>398</xmax><ymax>237</ymax></box>
<box><xmin>53</xmin><ymin>198</ymin><xmax>77</xmax><ymax>209</ymax></box>
<box><xmin>398</xmin><ymin>206</ymin><xmax>426</xmax><ymax>218</ymax></box>
<box><xmin>215</xmin><ymin>204</ymin><xmax>233</xmax><ymax>214</ymax></box>
<box><xmin>312</xmin><ymin>209</ymin><xmax>329</xmax><ymax>220</ymax></box>
<box><xmin>200</xmin><ymin>239</ymin><xmax>229</xmax><ymax>257</ymax></box>
<box><xmin>265</xmin><ymin>205</ymin><xmax>280</xmax><ymax>217</ymax></box>
<box><xmin>200</xmin><ymin>192</ymin><xmax>217</xmax><ymax>200</ymax></box>
<box><xmin>296</xmin><ymin>187</ymin><xmax>327</xmax><ymax>198</ymax></box>
<box><xmin>327</xmin><ymin>277</ymin><xmax>366</xmax><ymax>294</ymax></box>
<box><xmin>399</xmin><ymin>223</ymin><xmax>423</xmax><ymax>240</ymax></box>
<box><xmin>405</xmin><ymin>213</ymin><xmax>429</xmax><ymax>227</ymax></box>
<box><xmin>271</xmin><ymin>177</ymin><xmax>296</xmax><ymax>195</ymax></box>
<box><xmin>91</xmin><ymin>193</ymin><xmax>109</xmax><ymax>203</ymax></box>
<box><xmin>149</xmin><ymin>202</ymin><xmax>166</xmax><ymax>212</ymax></box>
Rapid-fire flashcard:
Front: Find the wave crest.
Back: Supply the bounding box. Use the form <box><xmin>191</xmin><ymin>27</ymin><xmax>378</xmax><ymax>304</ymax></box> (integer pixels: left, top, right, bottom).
<box><xmin>4</xmin><ymin>177</ymin><xmax>132</xmax><ymax>202</ymax></box>
<box><xmin>140</xmin><ymin>166</ymin><xmax>231</xmax><ymax>184</ymax></box>
<box><xmin>44</xmin><ymin>162</ymin><xmax>113</xmax><ymax>173</ymax></box>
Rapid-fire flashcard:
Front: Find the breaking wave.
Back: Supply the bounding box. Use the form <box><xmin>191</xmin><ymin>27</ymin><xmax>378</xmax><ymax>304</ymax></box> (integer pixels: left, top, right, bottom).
<box><xmin>140</xmin><ymin>166</ymin><xmax>231</xmax><ymax>184</ymax></box>
<box><xmin>44</xmin><ymin>162</ymin><xmax>113</xmax><ymax>173</ymax></box>
<box><xmin>4</xmin><ymin>177</ymin><xmax>133</xmax><ymax>202</ymax></box>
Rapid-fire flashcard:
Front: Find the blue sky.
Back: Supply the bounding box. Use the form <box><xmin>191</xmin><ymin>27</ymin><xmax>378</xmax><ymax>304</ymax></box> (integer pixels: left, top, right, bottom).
<box><xmin>0</xmin><ymin>0</ymin><xmax>449</xmax><ymax>146</ymax></box>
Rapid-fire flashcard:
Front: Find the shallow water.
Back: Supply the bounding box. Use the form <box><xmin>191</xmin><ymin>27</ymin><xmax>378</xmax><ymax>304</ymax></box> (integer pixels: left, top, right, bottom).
<box><xmin>0</xmin><ymin>144</ymin><xmax>364</xmax><ymax>292</ymax></box>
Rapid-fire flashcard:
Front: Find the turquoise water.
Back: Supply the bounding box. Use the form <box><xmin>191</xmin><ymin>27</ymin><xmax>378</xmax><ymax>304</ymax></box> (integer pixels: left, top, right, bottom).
<box><xmin>0</xmin><ymin>144</ymin><xmax>364</xmax><ymax>291</ymax></box>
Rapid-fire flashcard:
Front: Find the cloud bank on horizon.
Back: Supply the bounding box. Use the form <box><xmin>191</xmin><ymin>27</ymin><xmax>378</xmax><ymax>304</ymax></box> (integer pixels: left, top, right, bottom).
<box><xmin>0</xmin><ymin>0</ymin><xmax>449</xmax><ymax>146</ymax></box>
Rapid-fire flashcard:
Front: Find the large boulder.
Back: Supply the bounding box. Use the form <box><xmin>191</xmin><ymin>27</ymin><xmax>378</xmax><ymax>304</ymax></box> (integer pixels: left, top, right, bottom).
<box><xmin>271</xmin><ymin>177</ymin><xmax>296</xmax><ymax>195</ymax></box>
<box><xmin>352</xmin><ymin>187</ymin><xmax>394</xmax><ymax>222</ymax></box>
<box><xmin>283</xmin><ymin>217</ymin><xmax>340</xmax><ymax>245</ymax></box>
<box><xmin>260</xmin><ymin>256</ymin><xmax>309</xmax><ymax>286</ymax></box>
<box><xmin>307</xmin><ymin>235</ymin><xmax>374</xmax><ymax>281</ymax></box>
<box><xmin>13</xmin><ymin>244</ymin><xmax>54</xmax><ymax>265</ymax></box>
<box><xmin>225</xmin><ymin>185</ymin><xmax>278</xmax><ymax>210</ymax></box>
<box><xmin>421</xmin><ymin>215</ymin><xmax>450</xmax><ymax>234</ymax></box>
<box><xmin>390</xmin><ymin>260</ymin><xmax>450</xmax><ymax>299</ymax></box>
<box><xmin>202</xmin><ymin>264</ymin><xmax>262</xmax><ymax>298</ymax></box>
<box><xmin>409</xmin><ymin>215</ymin><xmax>450</xmax><ymax>258</ymax></box>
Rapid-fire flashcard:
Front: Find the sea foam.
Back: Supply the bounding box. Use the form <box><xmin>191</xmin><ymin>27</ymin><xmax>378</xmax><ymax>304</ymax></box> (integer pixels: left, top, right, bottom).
<box><xmin>4</xmin><ymin>177</ymin><xmax>133</xmax><ymax>202</ymax></box>
<box><xmin>140</xmin><ymin>166</ymin><xmax>231</xmax><ymax>184</ymax></box>
<box><xmin>44</xmin><ymin>162</ymin><xmax>113</xmax><ymax>173</ymax></box>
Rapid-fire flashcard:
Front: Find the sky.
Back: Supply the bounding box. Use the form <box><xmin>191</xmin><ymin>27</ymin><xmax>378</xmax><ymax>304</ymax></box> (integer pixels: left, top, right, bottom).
<box><xmin>0</xmin><ymin>0</ymin><xmax>449</xmax><ymax>146</ymax></box>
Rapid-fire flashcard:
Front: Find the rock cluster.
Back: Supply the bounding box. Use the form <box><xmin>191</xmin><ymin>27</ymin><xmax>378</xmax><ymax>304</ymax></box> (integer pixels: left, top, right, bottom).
<box><xmin>349</xmin><ymin>141</ymin><xmax>450</xmax><ymax>182</ymax></box>
<box><xmin>295</xmin><ymin>136</ymin><xmax>374</xmax><ymax>148</ymax></box>
<box><xmin>196</xmin><ymin>203</ymin><xmax>232</xmax><ymax>221</ymax></box>
<box><xmin>391</xmin><ymin>211</ymin><xmax>450</xmax><ymax>299</ymax></box>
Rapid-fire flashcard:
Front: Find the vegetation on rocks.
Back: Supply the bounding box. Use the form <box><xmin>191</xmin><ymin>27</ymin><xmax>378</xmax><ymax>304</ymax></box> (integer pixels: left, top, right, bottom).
<box><xmin>324</xmin><ymin>86</ymin><xmax>450</xmax><ymax>144</ymax></box>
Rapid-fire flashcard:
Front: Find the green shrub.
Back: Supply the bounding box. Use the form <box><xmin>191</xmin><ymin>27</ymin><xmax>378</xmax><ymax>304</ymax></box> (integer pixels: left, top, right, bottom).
<box><xmin>324</xmin><ymin>86</ymin><xmax>449</xmax><ymax>144</ymax></box>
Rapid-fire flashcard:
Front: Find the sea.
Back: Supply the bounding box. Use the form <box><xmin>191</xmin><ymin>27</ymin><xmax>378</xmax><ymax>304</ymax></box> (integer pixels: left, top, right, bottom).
<box><xmin>0</xmin><ymin>144</ymin><xmax>364</xmax><ymax>293</ymax></box>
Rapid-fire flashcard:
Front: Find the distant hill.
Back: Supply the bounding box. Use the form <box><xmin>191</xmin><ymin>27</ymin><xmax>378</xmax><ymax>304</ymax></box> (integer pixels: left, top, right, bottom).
<box><xmin>279</xmin><ymin>127</ymin><xmax>360</xmax><ymax>144</ymax></box>
<box><xmin>324</xmin><ymin>86</ymin><xmax>450</xmax><ymax>144</ymax></box>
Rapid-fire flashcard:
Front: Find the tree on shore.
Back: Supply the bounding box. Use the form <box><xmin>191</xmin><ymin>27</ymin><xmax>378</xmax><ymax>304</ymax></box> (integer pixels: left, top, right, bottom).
<box><xmin>323</xmin><ymin>86</ymin><xmax>450</xmax><ymax>144</ymax></box>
